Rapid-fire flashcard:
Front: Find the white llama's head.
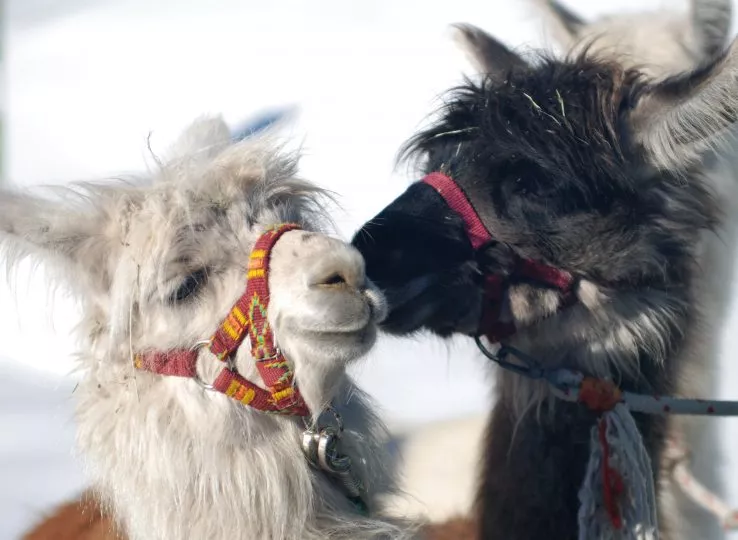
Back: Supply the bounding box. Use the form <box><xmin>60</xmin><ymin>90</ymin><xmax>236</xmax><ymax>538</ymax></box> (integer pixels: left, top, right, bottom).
<box><xmin>0</xmin><ymin>117</ymin><xmax>400</xmax><ymax>540</ymax></box>
<box><xmin>0</xmin><ymin>116</ymin><xmax>385</xmax><ymax>413</ymax></box>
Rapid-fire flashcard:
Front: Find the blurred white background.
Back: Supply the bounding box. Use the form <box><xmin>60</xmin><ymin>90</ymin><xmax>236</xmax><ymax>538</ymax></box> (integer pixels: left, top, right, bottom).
<box><xmin>2</xmin><ymin>0</ymin><xmax>738</xmax><ymax>538</ymax></box>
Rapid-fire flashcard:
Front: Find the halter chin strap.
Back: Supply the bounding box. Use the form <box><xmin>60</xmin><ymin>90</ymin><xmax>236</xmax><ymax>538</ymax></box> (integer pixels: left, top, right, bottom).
<box><xmin>134</xmin><ymin>223</ymin><xmax>310</xmax><ymax>416</ymax></box>
<box><xmin>422</xmin><ymin>172</ymin><xmax>576</xmax><ymax>342</ymax></box>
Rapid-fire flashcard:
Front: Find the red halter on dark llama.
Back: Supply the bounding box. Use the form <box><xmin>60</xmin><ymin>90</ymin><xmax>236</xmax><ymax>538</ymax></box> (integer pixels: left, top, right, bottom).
<box><xmin>422</xmin><ymin>172</ymin><xmax>576</xmax><ymax>341</ymax></box>
<box><xmin>134</xmin><ymin>223</ymin><xmax>310</xmax><ymax>416</ymax></box>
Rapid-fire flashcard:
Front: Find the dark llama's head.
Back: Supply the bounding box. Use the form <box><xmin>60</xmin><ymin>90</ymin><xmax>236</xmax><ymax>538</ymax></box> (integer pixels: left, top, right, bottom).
<box><xmin>353</xmin><ymin>24</ymin><xmax>738</xmax><ymax>383</ymax></box>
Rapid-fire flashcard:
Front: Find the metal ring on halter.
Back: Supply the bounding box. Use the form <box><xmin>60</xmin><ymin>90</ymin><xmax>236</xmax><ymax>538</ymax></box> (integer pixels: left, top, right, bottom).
<box><xmin>258</xmin><ymin>347</ymin><xmax>283</xmax><ymax>362</ymax></box>
<box><xmin>191</xmin><ymin>339</ymin><xmax>215</xmax><ymax>391</ymax></box>
<box><xmin>474</xmin><ymin>336</ymin><xmax>545</xmax><ymax>380</ymax></box>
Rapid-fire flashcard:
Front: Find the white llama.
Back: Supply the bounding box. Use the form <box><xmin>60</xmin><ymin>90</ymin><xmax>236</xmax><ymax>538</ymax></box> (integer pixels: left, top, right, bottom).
<box><xmin>1</xmin><ymin>116</ymin><xmax>418</xmax><ymax>540</ymax></box>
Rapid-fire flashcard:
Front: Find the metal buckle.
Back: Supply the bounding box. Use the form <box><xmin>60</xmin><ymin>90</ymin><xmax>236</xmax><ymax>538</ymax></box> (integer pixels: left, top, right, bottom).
<box><xmin>300</xmin><ymin>405</ymin><xmax>364</xmax><ymax>502</ymax></box>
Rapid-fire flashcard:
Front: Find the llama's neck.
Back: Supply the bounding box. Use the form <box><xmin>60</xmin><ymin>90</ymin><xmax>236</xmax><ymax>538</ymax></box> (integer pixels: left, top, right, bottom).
<box><xmin>478</xmin><ymin>368</ymin><xmax>670</xmax><ymax>538</ymax></box>
<box><xmin>73</xmin><ymin>358</ymin><xmax>410</xmax><ymax>540</ymax></box>
<box><xmin>476</xmin><ymin>297</ymin><xmax>691</xmax><ymax>539</ymax></box>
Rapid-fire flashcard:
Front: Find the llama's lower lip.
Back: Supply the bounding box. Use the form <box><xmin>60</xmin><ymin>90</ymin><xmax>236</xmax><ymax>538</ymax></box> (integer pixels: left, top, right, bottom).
<box><xmin>380</xmin><ymin>297</ymin><xmax>438</xmax><ymax>335</ymax></box>
<box><xmin>302</xmin><ymin>324</ymin><xmax>377</xmax><ymax>351</ymax></box>
<box><xmin>309</xmin><ymin>323</ymin><xmax>374</xmax><ymax>337</ymax></box>
<box><xmin>298</xmin><ymin>309</ymin><xmax>374</xmax><ymax>335</ymax></box>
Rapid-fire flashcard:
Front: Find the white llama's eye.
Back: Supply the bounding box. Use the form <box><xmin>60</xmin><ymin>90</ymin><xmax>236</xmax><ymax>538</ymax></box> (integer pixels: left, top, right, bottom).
<box><xmin>169</xmin><ymin>269</ymin><xmax>209</xmax><ymax>304</ymax></box>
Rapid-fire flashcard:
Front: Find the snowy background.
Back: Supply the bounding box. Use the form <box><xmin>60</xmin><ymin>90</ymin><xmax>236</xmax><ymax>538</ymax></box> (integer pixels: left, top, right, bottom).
<box><xmin>2</xmin><ymin>0</ymin><xmax>738</xmax><ymax>538</ymax></box>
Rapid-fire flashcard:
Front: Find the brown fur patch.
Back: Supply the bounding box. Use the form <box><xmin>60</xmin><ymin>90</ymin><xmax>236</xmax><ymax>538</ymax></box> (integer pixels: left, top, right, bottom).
<box><xmin>23</xmin><ymin>492</ymin><xmax>121</xmax><ymax>540</ymax></box>
<box><xmin>423</xmin><ymin>515</ymin><xmax>477</xmax><ymax>540</ymax></box>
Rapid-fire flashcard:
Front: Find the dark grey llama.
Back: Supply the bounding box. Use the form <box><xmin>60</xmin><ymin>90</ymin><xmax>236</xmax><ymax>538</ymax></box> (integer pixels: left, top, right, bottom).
<box><xmin>352</xmin><ymin>15</ymin><xmax>738</xmax><ymax>540</ymax></box>
<box><xmin>532</xmin><ymin>2</ymin><xmax>738</xmax><ymax>538</ymax></box>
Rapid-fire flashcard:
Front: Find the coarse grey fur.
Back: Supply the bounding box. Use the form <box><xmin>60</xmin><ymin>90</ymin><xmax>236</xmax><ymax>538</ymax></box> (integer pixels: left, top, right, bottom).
<box><xmin>0</xmin><ymin>116</ymin><xmax>419</xmax><ymax>540</ymax></box>
<box><xmin>531</xmin><ymin>2</ymin><xmax>738</xmax><ymax>538</ymax></box>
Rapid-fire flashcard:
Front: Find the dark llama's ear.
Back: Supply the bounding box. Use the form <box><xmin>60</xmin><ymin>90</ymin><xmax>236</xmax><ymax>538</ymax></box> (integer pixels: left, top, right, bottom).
<box><xmin>691</xmin><ymin>0</ymin><xmax>733</xmax><ymax>59</ymax></box>
<box><xmin>451</xmin><ymin>23</ymin><xmax>529</xmax><ymax>80</ymax></box>
<box><xmin>532</xmin><ymin>0</ymin><xmax>586</xmax><ymax>46</ymax></box>
<box><xmin>629</xmin><ymin>36</ymin><xmax>738</xmax><ymax>171</ymax></box>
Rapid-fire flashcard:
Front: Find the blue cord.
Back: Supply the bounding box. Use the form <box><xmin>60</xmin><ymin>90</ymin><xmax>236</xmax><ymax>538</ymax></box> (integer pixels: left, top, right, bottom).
<box><xmin>230</xmin><ymin>107</ymin><xmax>295</xmax><ymax>141</ymax></box>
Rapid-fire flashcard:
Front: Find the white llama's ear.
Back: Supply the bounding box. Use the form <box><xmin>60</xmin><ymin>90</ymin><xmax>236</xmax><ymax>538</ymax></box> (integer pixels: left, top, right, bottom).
<box><xmin>451</xmin><ymin>23</ymin><xmax>529</xmax><ymax>80</ymax></box>
<box><xmin>691</xmin><ymin>0</ymin><xmax>733</xmax><ymax>59</ymax></box>
<box><xmin>629</xmin><ymin>36</ymin><xmax>738</xmax><ymax>171</ymax></box>
<box><xmin>531</xmin><ymin>0</ymin><xmax>585</xmax><ymax>49</ymax></box>
<box><xmin>163</xmin><ymin>115</ymin><xmax>232</xmax><ymax>166</ymax></box>
<box><xmin>0</xmin><ymin>189</ymin><xmax>115</xmax><ymax>292</ymax></box>
<box><xmin>162</xmin><ymin>116</ymin><xmax>301</xmax><ymax>204</ymax></box>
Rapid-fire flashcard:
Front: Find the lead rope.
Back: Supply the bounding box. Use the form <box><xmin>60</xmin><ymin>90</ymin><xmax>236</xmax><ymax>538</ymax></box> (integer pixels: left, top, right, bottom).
<box><xmin>476</xmin><ymin>339</ymin><xmax>738</xmax><ymax>538</ymax></box>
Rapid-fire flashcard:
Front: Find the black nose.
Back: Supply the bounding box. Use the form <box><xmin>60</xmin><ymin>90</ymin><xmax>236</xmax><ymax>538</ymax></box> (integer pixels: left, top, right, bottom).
<box><xmin>354</xmin><ymin>182</ymin><xmax>476</xmax><ymax>280</ymax></box>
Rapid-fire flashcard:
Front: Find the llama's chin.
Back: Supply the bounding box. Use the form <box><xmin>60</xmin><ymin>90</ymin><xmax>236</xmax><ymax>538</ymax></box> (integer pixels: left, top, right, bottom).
<box><xmin>285</xmin><ymin>325</ymin><xmax>378</xmax><ymax>415</ymax></box>
<box><xmin>292</xmin><ymin>323</ymin><xmax>379</xmax><ymax>363</ymax></box>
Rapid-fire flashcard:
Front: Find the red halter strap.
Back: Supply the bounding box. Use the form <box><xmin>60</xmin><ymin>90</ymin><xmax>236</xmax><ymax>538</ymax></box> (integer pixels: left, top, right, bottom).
<box><xmin>134</xmin><ymin>223</ymin><xmax>309</xmax><ymax>416</ymax></box>
<box><xmin>422</xmin><ymin>172</ymin><xmax>576</xmax><ymax>342</ymax></box>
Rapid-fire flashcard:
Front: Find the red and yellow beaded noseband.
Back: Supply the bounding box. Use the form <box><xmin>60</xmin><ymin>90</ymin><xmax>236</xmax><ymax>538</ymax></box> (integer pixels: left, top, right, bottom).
<box><xmin>134</xmin><ymin>223</ymin><xmax>309</xmax><ymax>416</ymax></box>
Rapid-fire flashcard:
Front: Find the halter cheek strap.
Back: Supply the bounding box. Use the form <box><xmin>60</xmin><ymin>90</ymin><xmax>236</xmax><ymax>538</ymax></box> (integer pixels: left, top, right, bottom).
<box><xmin>134</xmin><ymin>223</ymin><xmax>309</xmax><ymax>417</ymax></box>
<box><xmin>422</xmin><ymin>172</ymin><xmax>576</xmax><ymax>341</ymax></box>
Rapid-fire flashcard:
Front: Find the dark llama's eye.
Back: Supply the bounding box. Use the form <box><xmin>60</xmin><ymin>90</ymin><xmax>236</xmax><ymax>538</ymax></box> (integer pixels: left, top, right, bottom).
<box><xmin>514</xmin><ymin>177</ymin><xmax>528</xmax><ymax>195</ymax></box>
<box><xmin>497</xmin><ymin>161</ymin><xmax>543</xmax><ymax>198</ymax></box>
<box><xmin>170</xmin><ymin>269</ymin><xmax>209</xmax><ymax>304</ymax></box>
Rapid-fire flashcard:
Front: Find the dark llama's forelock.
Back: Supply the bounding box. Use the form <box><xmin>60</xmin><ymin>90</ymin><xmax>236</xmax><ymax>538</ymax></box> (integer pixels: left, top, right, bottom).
<box><xmin>398</xmin><ymin>53</ymin><xmax>717</xmax><ymax>288</ymax></box>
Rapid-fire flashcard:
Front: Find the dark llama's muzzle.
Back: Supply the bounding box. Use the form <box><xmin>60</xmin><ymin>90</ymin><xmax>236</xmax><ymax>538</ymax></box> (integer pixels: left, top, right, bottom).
<box><xmin>421</xmin><ymin>172</ymin><xmax>575</xmax><ymax>342</ymax></box>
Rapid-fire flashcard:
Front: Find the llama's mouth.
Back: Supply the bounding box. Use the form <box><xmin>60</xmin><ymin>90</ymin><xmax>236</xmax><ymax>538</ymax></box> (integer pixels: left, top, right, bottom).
<box><xmin>296</xmin><ymin>322</ymin><xmax>379</xmax><ymax>360</ymax></box>
<box><xmin>383</xmin><ymin>274</ymin><xmax>442</xmax><ymax>310</ymax></box>
<box><xmin>290</xmin><ymin>289</ymin><xmax>385</xmax><ymax>349</ymax></box>
<box><xmin>379</xmin><ymin>272</ymin><xmax>482</xmax><ymax>336</ymax></box>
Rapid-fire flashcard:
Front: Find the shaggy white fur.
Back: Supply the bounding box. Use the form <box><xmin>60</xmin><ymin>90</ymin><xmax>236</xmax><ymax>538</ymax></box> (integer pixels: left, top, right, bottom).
<box><xmin>0</xmin><ymin>116</ymin><xmax>418</xmax><ymax>540</ymax></box>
